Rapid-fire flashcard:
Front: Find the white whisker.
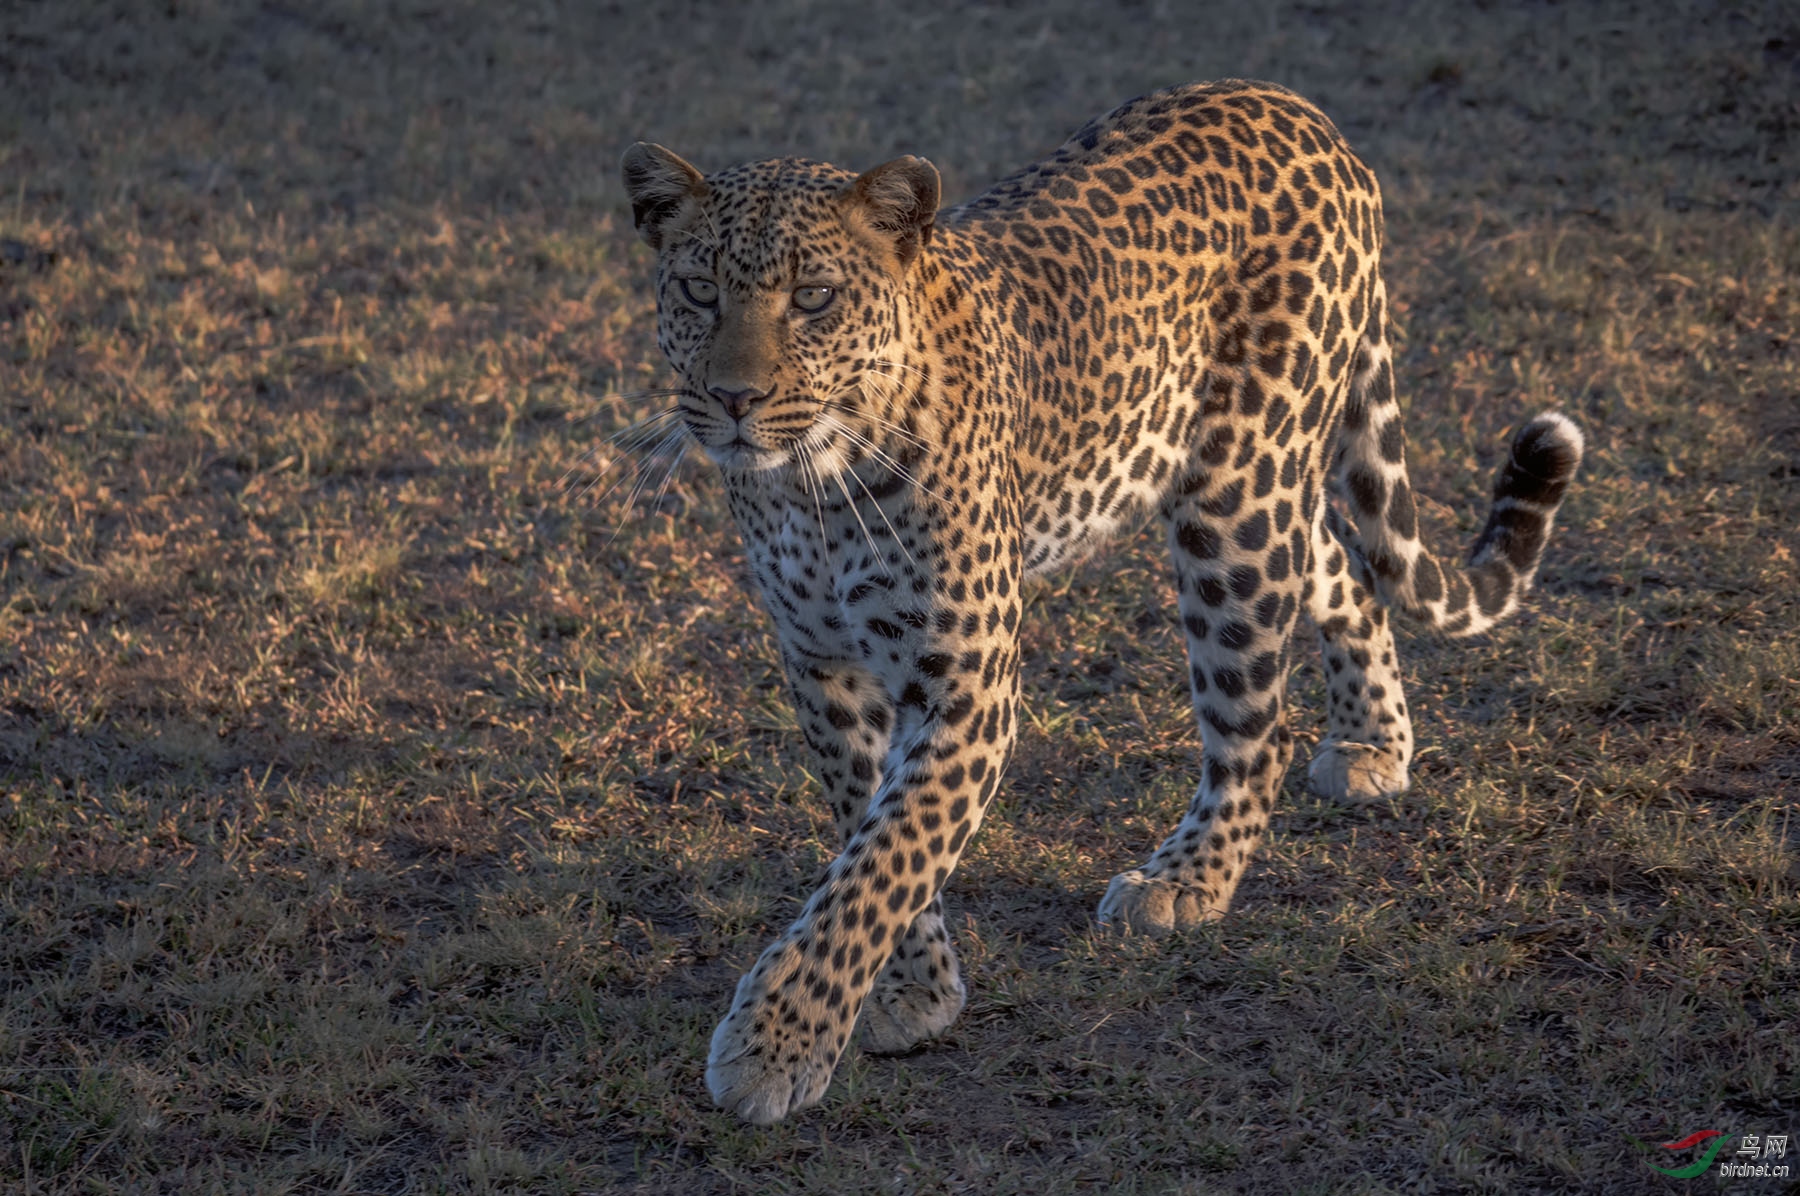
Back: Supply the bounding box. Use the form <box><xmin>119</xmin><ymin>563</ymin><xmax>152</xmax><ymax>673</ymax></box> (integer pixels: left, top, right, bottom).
<box><xmin>830</xmin><ymin>466</ymin><xmax>888</xmax><ymax>575</ymax></box>
<box><xmin>565</xmin><ymin>389</ymin><xmax>689</xmax><ymax>432</ymax></box>
<box><xmin>845</xmin><ymin>455</ymin><xmax>918</xmax><ymax>570</ymax></box>
<box><xmin>830</xmin><ymin>376</ymin><xmax>934</xmax><ymax>451</ymax></box>
<box><xmin>558</xmin><ymin>404</ymin><xmax>687</xmax><ymax>492</ymax></box>
<box><xmin>796</xmin><ymin>443</ymin><xmax>830</xmax><ymax>557</ymax></box>
<box><xmin>600</xmin><ymin>425</ymin><xmax>689</xmax><ymax>544</ymax></box>
<box><xmin>872</xmin><ymin>357</ymin><xmax>930</xmax><ymax>383</ymax></box>
<box><xmin>648</xmin><ymin>443</ymin><xmax>691</xmax><ymax>512</ymax></box>
<box><xmin>667</xmin><ymin>225</ymin><xmax>721</xmax><ymax>254</ymax></box>
<box><xmin>854</xmin><ymin>407</ymin><xmax>932</xmax><ymax>451</ymax></box>
<box><xmin>598</xmin><ymin>387</ymin><xmax>689</xmax><ymax>402</ymax></box>
<box><xmin>607</xmin><ymin>408</ymin><xmax>687</xmax><ymax>449</ymax></box>
<box><xmin>582</xmin><ymin>422</ymin><xmax>687</xmax><ymax>512</ymax></box>
<box><xmin>817</xmin><ymin>409</ymin><xmax>938</xmax><ymax>502</ymax></box>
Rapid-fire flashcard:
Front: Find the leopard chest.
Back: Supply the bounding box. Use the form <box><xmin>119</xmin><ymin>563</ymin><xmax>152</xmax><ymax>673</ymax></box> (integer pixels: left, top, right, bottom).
<box><xmin>731</xmin><ymin>484</ymin><xmax>905</xmax><ymax>665</ymax></box>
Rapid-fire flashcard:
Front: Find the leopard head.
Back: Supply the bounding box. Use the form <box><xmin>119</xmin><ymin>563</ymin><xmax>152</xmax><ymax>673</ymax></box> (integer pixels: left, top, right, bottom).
<box><xmin>621</xmin><ymin>143</ymin><xmax>938</xmax><ymax>473</ymax></box>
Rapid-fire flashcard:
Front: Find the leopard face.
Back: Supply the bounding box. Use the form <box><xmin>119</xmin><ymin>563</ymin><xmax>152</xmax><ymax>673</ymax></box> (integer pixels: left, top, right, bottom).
<box><xmin>625</xmin><ymin>148</ymin><xmax>939</xmax><ymax>474</ymax></box>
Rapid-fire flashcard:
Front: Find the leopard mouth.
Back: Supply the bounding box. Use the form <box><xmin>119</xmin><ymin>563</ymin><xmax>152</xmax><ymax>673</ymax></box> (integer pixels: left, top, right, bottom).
<box><xmin>685</xmin><ymin>393</ymin><xmax>853</xmax><ymax>476</ymax></box>
<box><xmin>679</xmin><ymin>403</ymin><xmax>791</xmax><ymax>471</ymax></box>
<box><xmin>703</xmin><ymin>412</ymin><xmax>840</xmax><ymax>474</ymax></box>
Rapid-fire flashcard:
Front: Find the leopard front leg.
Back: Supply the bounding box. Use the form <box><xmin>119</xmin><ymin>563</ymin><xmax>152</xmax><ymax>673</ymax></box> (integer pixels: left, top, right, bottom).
<box><xmin>784</xmin><ymin>657</ymin><xmax>966</xmax><ymax>1055</ymax></box>
<box><xmin>707</xmin><ymin>615</ymin><xmax>1018</xmax><ymax>1122</ymax></box>
<box><xmin>705</xmin><ymin>720</ymin><xmax>1011</xmax><ymax>1121</ymax></box>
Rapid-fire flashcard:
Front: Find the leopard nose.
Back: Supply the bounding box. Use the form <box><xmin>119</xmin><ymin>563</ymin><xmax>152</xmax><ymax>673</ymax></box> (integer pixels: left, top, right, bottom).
<box><xmin>708</xmin><ymin>384</ymin><xmax>771</xmax><ymax>420</ymax></box>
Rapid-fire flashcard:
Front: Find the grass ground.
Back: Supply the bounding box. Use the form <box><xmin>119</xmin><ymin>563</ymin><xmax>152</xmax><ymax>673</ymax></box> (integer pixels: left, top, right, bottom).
<box><xmin>2</xmin><ymin>1</ymin><xmax>1797</xmax><ymax>1192</ymax></box>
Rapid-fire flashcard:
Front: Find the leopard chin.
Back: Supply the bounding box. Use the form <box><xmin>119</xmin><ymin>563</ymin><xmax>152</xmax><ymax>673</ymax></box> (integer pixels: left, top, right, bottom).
<box><xmin>705</xmin><ymin>440</ymin><xmax>791</xmax><ymax>472</ymax></box>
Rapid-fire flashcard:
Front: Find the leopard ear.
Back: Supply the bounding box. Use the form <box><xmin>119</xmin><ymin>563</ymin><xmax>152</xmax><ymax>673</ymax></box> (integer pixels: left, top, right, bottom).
<box><xmin>621</xmin><ymin>143</ymin><xmax>708</xmax><ymax>250</ymax></box>
<box><xmin>843</xmin><ymin>156</ymin><xmax>940</xmax><ymax>268</ymax></box>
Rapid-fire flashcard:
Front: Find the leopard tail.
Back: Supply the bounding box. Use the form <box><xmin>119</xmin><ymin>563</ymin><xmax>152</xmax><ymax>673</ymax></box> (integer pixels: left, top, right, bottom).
<box><xmin>1330</xmin><ymin>328</ymin><xmax>1584</xmax><ymax>637</ymax></box>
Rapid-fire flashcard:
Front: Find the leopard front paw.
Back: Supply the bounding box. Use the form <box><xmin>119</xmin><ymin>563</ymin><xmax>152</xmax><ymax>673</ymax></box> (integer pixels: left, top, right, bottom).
<box><xmin>1306</xmin><ymin>740</ymin><xmax>1409</xmax><ymax>803</ymax></box>
<box><xmin>1095</xmin><ymin>870</ymin><xmax>1224</xmax><ymax>936</ymax></box>
<box><xmin>705</xmin><ymin>946</ymin><xmax>854</xmax><ymax>1125</ymax></box>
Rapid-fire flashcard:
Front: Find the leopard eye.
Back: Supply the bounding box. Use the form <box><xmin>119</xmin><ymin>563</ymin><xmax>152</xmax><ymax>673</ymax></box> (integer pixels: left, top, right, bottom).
<box><xmin>792</xmin><ymin>285</ymin><xmax>835</xmax><ymax>313</ymax></box>
<box><xmin>678</xmin><ymin>277</ymin><xmax>718</xmax><ymax>307</ymax></box>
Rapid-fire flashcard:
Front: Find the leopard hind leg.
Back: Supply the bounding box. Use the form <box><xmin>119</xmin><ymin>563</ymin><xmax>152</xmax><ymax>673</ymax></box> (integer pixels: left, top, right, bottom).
<box><xmin>857</xmin><ymin>894</ymin><xmax>965</xmax><ymax>1054</ymax></box>
<box><xmin>1304</xmin><ymin>500</ymin><xmax>1412</xmax><ymax>801</ymax></box>
<box><xmin>1097</xmin><ymin>473</ymin><xmax>1305</xmax><ymax>934</ymax></box>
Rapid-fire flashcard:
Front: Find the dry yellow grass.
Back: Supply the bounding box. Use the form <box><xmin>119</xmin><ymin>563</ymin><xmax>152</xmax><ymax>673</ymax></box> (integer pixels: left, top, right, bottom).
<box><xmin>2</xmin><ymin>2</ymin><xmax>1797</xmax><ymax>1193</ymax></box>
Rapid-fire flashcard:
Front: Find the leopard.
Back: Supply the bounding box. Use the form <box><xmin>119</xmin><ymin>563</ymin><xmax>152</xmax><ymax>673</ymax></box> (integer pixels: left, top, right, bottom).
<box><xmin>619</xmin><ymin>79</ymin><xmax>1582</xmax><ymax>1125</ymax></box>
